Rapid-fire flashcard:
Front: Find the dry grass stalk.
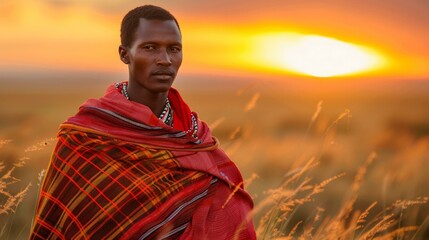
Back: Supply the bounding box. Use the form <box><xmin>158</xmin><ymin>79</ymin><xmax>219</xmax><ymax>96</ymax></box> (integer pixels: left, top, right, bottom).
<box><xmin>1</xmin><ymin>157</ymin><xmax>32</xmax><ymax>218</ymax></box>
<box><xmin>244</xmin><ymin>173</ymin><xmax>259</xmax><ymax>187</ymax></box>
<box><xmin>374</xmin><ymin>226</ymin><xmax>418</xmax><ymax>240</ymax></box>
<box><xmin>37</xmin><ymin>169</ymin><xmax>46</xmax><ymax>187</ymax></box>
<box><xmin>393</xmin><ymin>197</ymin><xmax>429</xmax><ymax>210</ymax></box>
<box><xmin>229</xmin><ymin>127</ymin><xmax>241</xmax><ymax>140</ymax></box>
<box><xmin>236</xmin><ymin>83</ymin><xmax>255</xmax><ymax>96</ymax></box>
<box><xmin>335</xmin><ymin>152</ymin><xmax>377</xmax><ymax>227</ymax></box>
<box><xmin>353</xmin><ymin>152</ymin><xmax>377</xmax><ymax>193</ymax></box>
<box><xmin>356</xmin><ymin>201</ymin><xmax>378</xmax><ymax>229</ymax></box>
<box><xmin>0</xmin><ymin>183</ymin><xmax>31</xmax><ymax>215</ymax></box>
<box><xmin>321</xmin><ymin>108</ymin><xmax>352</xmax><ymax>146</ymax></box>
<box><xmin>281</xmin><ymin>157</ymin><xmax>318</xmax><ymax>189</ymax></box>
<box><xmin>353</xmin><ymin>196</ymin><xmax>428</xmax><ymax>240</ymax></box>
<box><xmin>311</xmin><ymin>101</ymin><xmax>323</xmax><ymax>123</ymax></box>
<box><xmin>222</xmin><ymin>182</ymin><xmax>243</xmax><ymax>209</ymax></box>
<box><xmin>360</xmin><ymin>213</ymin><xmax>396</xmax><ymax>240</ymax></box>
<box><xmin>303</xmin><ymin>207</ymin><xmax>326</xmax><ymax>238</ymax></box>
<box><xmin>333</xmin><ymin>109</ymin><xmax>351</xmax><ymax>126</ymax></box>
<box><xmin>288</xmin><ymin>220</ymin><xmax>303</xmax><ymax>238</ymax></box>
<box><xmin>0</xmin><ymin>162</ymin><xmax>4</xmax><ymax>175</ymax></box>
<box><xmin>255</xmin><ymin>145</ymin><xmax>428</xmax><ymax>240</ymax></box>
<box><xmin>0</xmin><ymin>166</ymin><xmax>20</xmax><ymax>195</ymax></box>
<box><xmin>309</xmin><ymin>172</ymin><xmax>346</xmax><ymax>196</ymax></box>
<box><xmin>1</xmin><ymin>165</ymin><xmax>32</xmax><ymax>216</ymax></box>
<box><xmin>13</xmin><ymin>157</ymin><xmax>29</xmax><ymax>168</ymax></box>
<box><xmin>224</xmin><ymin>140</ymin><xmax>243</xmax><ymax>157</ymax></box>
<box><xmin>312</xmin><ymin>152</ymin><xmax>377</xmax><ymax>238</ymax></box>
<box><xmin>223</xmin><ymin>173</ymin><xmax>259</xmax><ymax>209</ymax></box>
<box><xmin>256</xmin><ymin>157</ymin><xmax>347</xmax><ymax>239</ymax></box>
<box><xmin>304</xmin><ymin>101</ymin><xmax>323</xmax><ymax>144</ymax></box>
<box><xmin>321</xmin><ymin>108</ymin><xmax>352</xmax><ymax>137</ymax></box>
<box><xmin>208</xmin><ymin>117</ymin><xmax>225</xmax><ymax>130</ymax></box>
<box><xmin>244</xmin><ymin>93</ymin><xmax>260</xmax><ymax>112</ymax></box>
<box><xmin>256</xmin><ymin>188</ymin><xmax>301</xmax><ymax>237</ymax></box>
<box><xmin>0</xmin><ymin>140</ymin><xmax>12</xmax><ymax>148</ymax></box>
<box><xmin>24</xmin><ymin>138</ymin><xmax>56</xmax><ymax>153</ymax></box>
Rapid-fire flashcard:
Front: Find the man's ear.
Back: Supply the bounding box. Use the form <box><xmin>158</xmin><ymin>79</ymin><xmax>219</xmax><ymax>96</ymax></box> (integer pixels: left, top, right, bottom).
<box><xmin>119</xmin><ymin>45</ymin><xmax>129</xmax><ymax>64</ymax></box>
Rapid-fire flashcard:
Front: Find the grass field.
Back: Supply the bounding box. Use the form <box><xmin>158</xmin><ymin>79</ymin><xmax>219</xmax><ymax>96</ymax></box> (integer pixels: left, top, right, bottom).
<box><xmin>1</xmin><ymin>74</ymin><xmax>429</xmax><ymax>239</ymax></box>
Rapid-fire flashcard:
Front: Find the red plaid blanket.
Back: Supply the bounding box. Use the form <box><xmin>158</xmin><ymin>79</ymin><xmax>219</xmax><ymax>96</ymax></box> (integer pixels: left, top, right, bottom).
<box><xmin>31</xmin><ymin>85</ymin><xmax>255</xmax><ymax>239</ymax></box>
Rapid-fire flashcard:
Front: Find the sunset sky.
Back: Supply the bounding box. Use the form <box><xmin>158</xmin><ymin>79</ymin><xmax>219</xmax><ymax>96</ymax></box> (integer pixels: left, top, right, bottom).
<box><xmin>1</xmin><ymin>0</ymin><xmax>428</xmax><ymax>80</ymax></box>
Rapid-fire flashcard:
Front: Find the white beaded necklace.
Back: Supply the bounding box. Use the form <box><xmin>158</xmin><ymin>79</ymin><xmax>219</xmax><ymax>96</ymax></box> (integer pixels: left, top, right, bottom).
<box><xmin>115</xmin><ymin>82</ymin><xmax>173</xmax><ymax>126</ymax></box>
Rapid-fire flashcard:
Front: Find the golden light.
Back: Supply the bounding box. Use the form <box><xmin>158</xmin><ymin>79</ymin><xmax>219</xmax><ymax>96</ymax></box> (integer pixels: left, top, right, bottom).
<box><xmin>0</xmin><ymin>2</ymin><xmax>119</xmax><ymax>71</ymax></box>
<box><xmin>252</xmin><ymin>33</ymin><xmax>386</xmax><ymax>77</ymax></box>
<box><xmin>2</xmin><ymin>1</ymin><xmax>409</xmax><ymax>79</ymax></box>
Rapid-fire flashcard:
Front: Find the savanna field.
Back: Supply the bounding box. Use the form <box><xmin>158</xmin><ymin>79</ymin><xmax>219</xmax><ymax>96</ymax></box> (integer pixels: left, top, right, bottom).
<box><xmin>1</xmin><ymin>74</ymin><xmax>429</xmax><ymax>239</ymax></box>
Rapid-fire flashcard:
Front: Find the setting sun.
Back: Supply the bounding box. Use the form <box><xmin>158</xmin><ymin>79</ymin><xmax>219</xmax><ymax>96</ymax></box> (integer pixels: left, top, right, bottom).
<box><xmin>252</xmin><ymin>33</ymin><xmax>386</xmax><ymax>77</ymax></box>
<box><xmin>1</xmin><ymin>1</ymin><xmax>428</xmax><ymax>79</ymax></box>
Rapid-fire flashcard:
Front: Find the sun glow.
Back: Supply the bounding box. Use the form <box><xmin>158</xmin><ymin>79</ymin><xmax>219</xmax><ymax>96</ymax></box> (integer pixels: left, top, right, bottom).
<box><xmin>252</xmin><ymin>33</ymin><xmax>386</xmax><ymax>77</ymax></box>
<box><xmin>3</xmin><ymin>0</ymin><xmax>416</xmax><ymax>79</ymax></box>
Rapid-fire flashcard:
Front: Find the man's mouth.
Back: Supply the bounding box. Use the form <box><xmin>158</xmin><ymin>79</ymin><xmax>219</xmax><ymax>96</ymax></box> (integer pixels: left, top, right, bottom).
<box><xmin>152</xmin><ymin>70</ymin><xmax>174</xmax><ymax>77</ymax></box>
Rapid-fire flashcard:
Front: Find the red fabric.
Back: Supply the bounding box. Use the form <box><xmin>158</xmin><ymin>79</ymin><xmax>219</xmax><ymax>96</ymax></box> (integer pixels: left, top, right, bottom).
<box><xmin>168</xmin><ymin>87</ymin><xmax>192</xmax><ymax>132</ymax></box>
<box><xmin>114</xmin><ymin>82</ymin><xmax>193</xmax><ymax>132</ymax></box>
<box><xmin>30</xmin><ymin>129</ymin><xmax>213</xmax><ymax>239</ymax></box>
<box><xmin>52</xmin><ymin>83</ymin><xmax>256</xmax><ymax>239</ymax></box>
<box><xmin>65</xmin><ymin>85</ymin><xmax>214</xmax><ymax>149</ymax></box>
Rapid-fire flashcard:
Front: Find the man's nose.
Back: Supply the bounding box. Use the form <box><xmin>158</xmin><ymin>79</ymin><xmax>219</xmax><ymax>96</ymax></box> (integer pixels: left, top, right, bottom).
<box><xmin>156</xmin><ymin>49</ymin><xmax>172</xmax><ymax>66</ymax></box>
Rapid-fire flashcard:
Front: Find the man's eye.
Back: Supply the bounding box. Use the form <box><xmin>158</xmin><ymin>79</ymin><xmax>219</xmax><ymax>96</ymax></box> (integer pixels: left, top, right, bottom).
<box><xmin>143</xmin><ymin>45</ymin><xmax>156</xmax><ymax>50</ymax></box>
<box><xmin>170</xmin><ymin>47</ymin><xmax>181</xmax><ymax>53</ymax></box>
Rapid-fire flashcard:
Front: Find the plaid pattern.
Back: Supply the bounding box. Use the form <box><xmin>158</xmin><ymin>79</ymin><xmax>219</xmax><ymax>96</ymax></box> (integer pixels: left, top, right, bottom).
<box><xmin>31</xmin><ymin>84</ymin><xmax>256</xmax><ymax>239</ymax></box>
<box><xmin>31</xmin><ymin>129</ymin><xmax>213</xmax><ymax>239</ymax></box>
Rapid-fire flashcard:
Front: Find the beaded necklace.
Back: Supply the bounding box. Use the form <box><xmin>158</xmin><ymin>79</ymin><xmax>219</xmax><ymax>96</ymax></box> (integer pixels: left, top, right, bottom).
<box><xmin>115</xmin><ymin>82</ymin><xmax>174</xmax><ymax>126</ymax></box>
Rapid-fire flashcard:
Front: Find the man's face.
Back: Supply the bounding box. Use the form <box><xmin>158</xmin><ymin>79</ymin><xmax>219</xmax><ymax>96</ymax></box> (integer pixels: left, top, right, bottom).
<box><xmin>122</xmin><ymin>19</ymin><xmax>182</xmax><ymax>94</ymax></box>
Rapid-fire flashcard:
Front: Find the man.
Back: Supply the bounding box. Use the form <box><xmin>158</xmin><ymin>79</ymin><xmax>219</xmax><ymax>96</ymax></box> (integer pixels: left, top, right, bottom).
<box><xmin>31</xmin><ymin>5</ymin><xmax>256</xmax><ymax>240</ymax></box>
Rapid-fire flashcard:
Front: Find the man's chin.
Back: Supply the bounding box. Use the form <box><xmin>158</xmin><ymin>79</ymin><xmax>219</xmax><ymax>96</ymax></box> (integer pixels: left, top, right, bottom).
<box><xmin>149</xmin><ymin>83</ymin><xmax>174</xmax><ymax>93</ymax></box>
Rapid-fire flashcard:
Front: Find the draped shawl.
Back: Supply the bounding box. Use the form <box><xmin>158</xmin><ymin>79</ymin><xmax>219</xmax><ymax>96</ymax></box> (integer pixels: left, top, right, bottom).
<box><xmin>30</xmin><ymin>84</ymin><xmax>256</xmax><ymax>240</ymax></box>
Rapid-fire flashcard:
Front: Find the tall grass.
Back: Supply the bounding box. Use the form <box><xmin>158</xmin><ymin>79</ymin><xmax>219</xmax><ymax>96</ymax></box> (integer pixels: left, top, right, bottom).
<box><xmin>251</xmin><ymin>154</ymin><xmax>427</xmax><ymax>239</ymax></box>
<box><xmin>0</xmin><ymin>138</ymin><xmax>52</xmax><ymax>239</ymax></box>
<box><xmin>1</xmin><ymin>86</ymin><xmax>429</xmax><ymax>239</ymax></box>
<box><xmin>0</xmin><ymin>140</ymin><xmax>32</xmax><ymax>239</ymax></box>
<box><xmin>228</xmin><ymin>93</ymin><xmax>429</xmax><ymax>239</ymax></box>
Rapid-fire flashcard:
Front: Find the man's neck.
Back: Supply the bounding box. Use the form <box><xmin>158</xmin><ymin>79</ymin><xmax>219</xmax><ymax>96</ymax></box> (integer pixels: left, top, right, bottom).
<box><xmin>127</xmin><ymin>83</ymin><xmax>168</xmax><ymax>117</ymax></box>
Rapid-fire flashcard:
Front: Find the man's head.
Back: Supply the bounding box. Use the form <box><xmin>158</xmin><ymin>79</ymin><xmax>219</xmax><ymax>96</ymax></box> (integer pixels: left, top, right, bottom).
<box><xmin>120</xmin><ymin>5</ymin><xmax>180</xmax><ymax>48</ymax></box>
<box><xmin>119</xmin><ymin>5</ymin><xmax>182</xmax><ymax>96</ymax></box>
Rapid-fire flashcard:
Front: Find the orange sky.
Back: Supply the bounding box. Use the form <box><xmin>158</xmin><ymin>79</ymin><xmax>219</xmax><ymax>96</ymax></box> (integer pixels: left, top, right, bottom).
<box><xmin>1</xmin><ymin>0</ymin><xmax>428</xmax><ymax>80</ymax></box>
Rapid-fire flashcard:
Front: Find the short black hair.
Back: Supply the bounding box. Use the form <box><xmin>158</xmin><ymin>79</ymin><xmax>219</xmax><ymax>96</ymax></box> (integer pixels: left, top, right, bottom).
<box><xmin>120</xmin><ymin>5</ymin><xmax>180</xmax><ymax>47</ymax></box>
